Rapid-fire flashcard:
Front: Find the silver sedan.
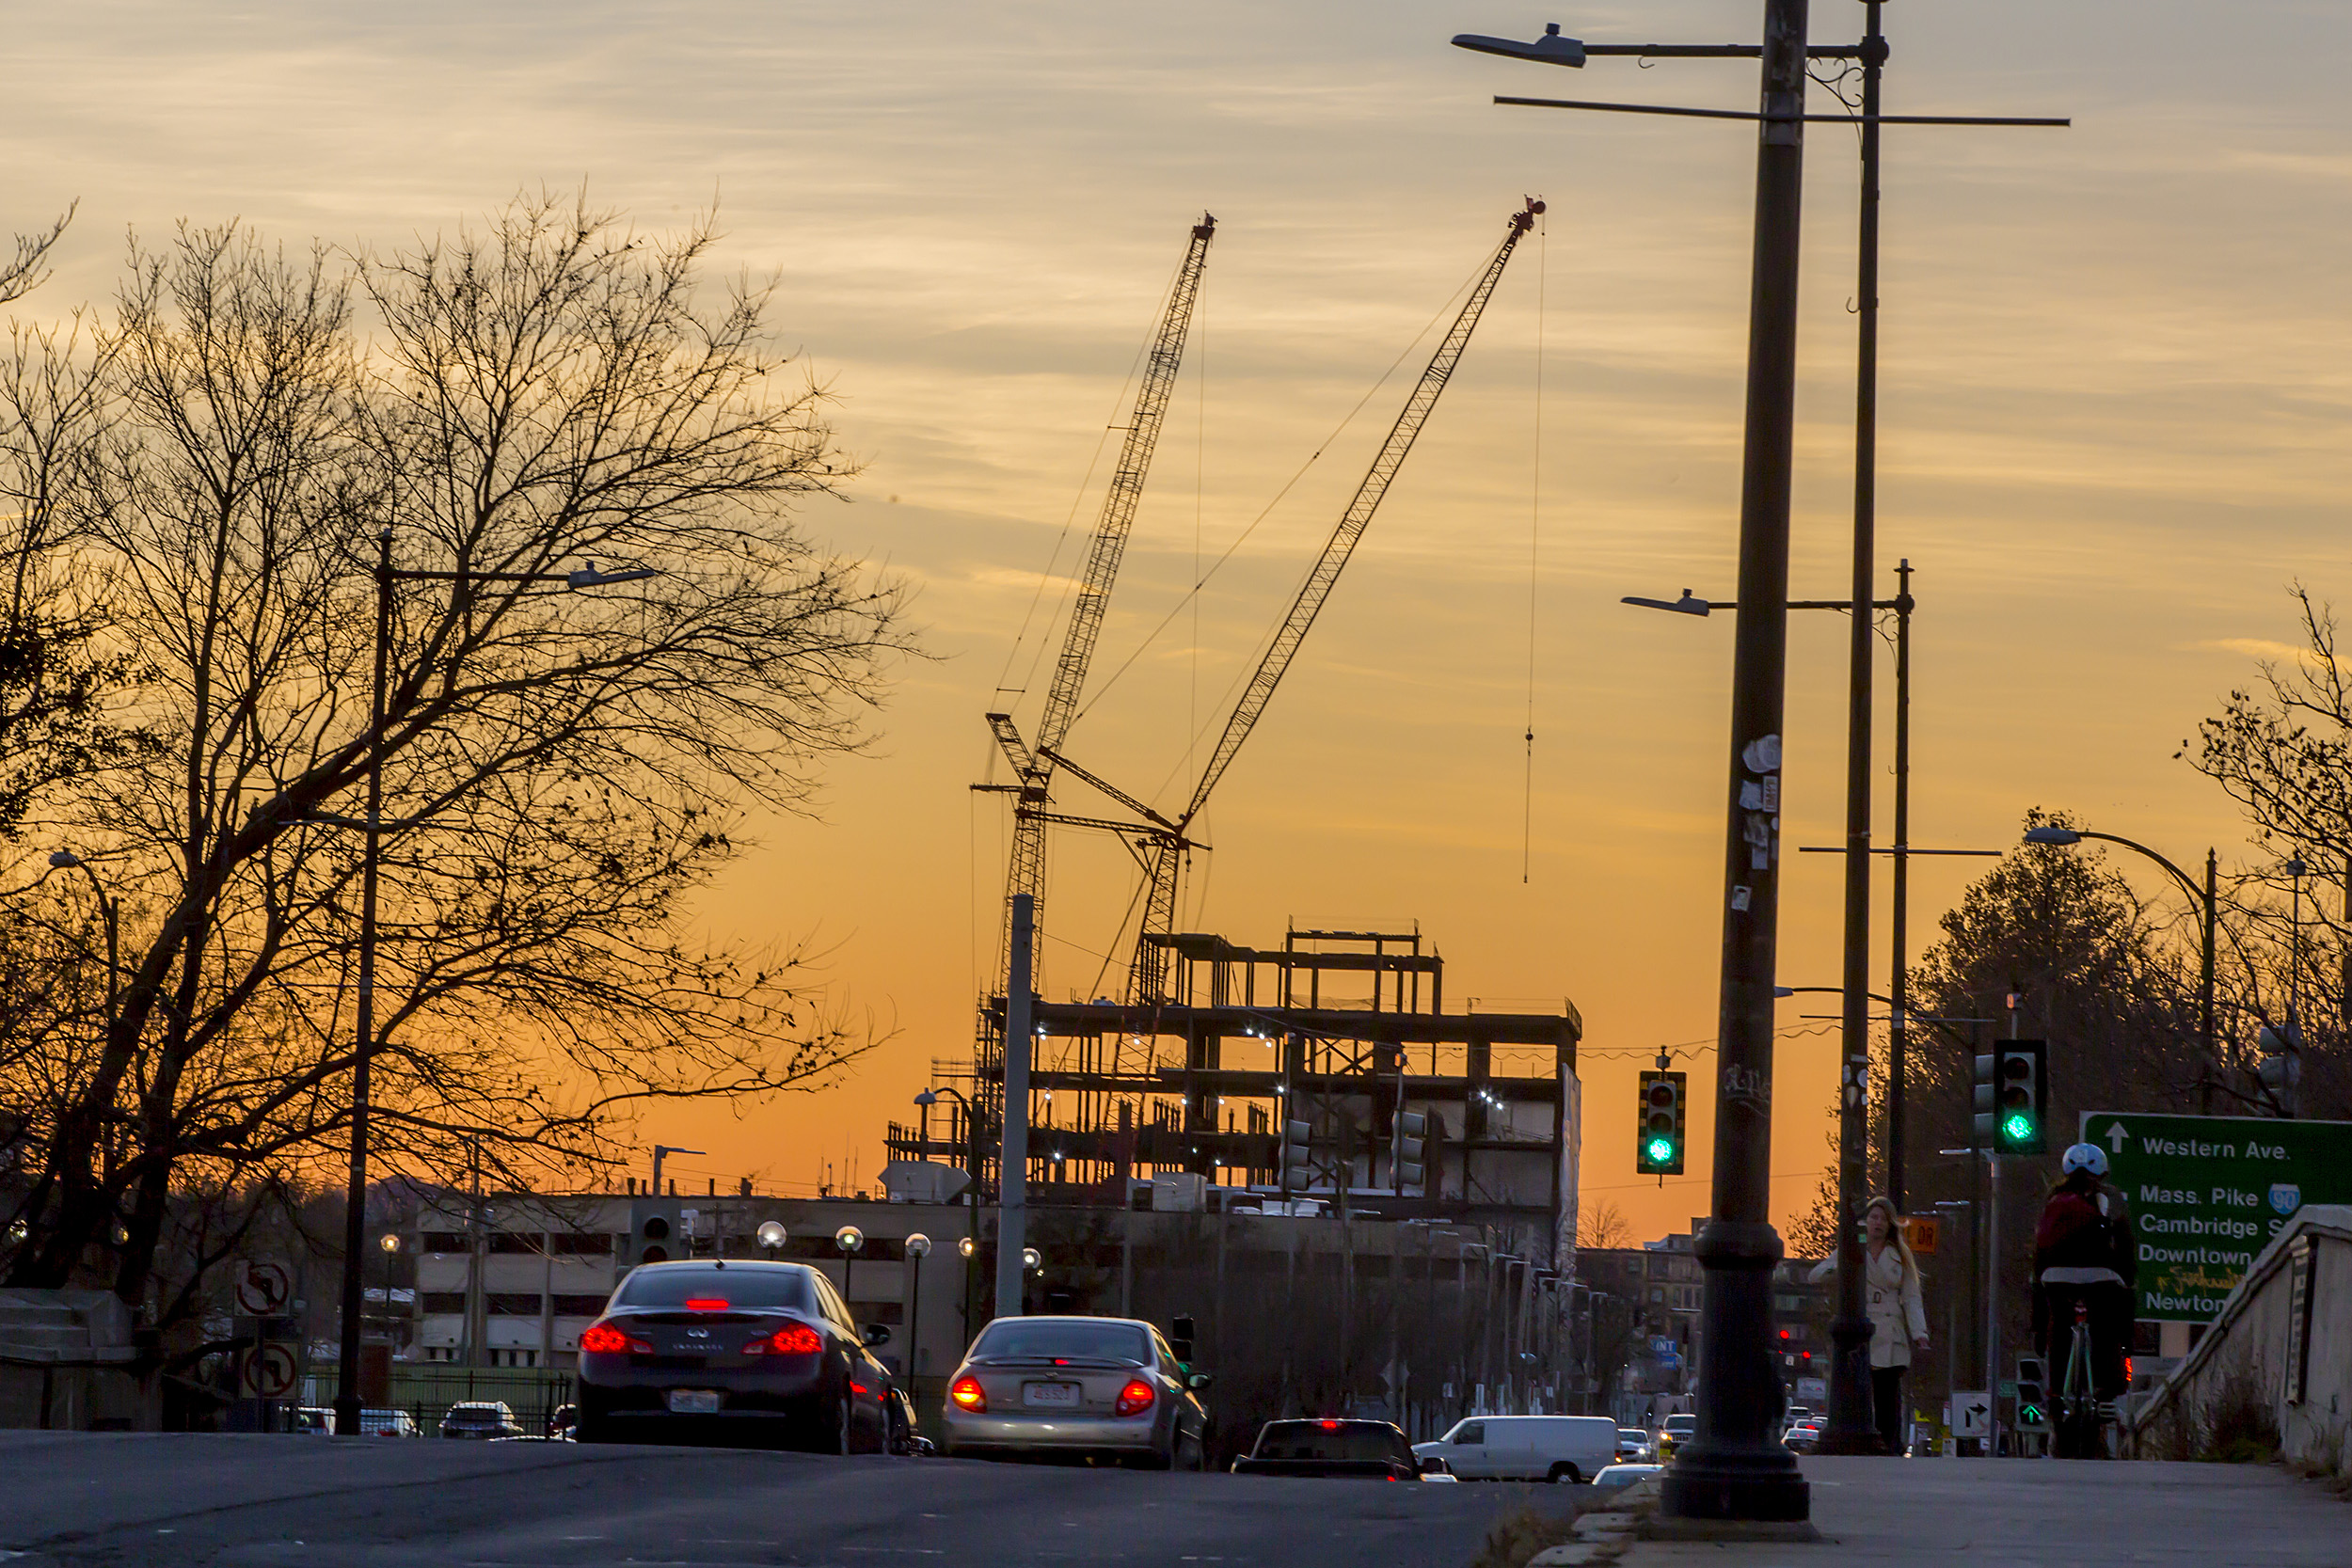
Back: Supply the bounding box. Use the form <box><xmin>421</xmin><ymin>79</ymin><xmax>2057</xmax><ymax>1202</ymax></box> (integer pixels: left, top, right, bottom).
<box><xmin>940</xmin><ymin>1315</ymin><xmax>1210</xmax><ymax>1468</ymax></box>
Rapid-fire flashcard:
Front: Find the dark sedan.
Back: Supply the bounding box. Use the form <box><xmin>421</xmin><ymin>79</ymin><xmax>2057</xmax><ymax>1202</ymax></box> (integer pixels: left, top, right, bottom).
<box><xmin>574</xmin><ymin>1259</ymin><xmax>897</xmax><ymax>1451</ymax></box>
<box><xmin>1231</xmin><ymin>1418</ymin><xmax>1430</xmax><ymax>1481</ymax></box>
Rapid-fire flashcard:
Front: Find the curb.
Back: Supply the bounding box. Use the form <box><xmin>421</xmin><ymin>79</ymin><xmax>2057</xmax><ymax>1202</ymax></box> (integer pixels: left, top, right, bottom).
<box><xmin>1527</xmin><ymin>1481</ymin><xmax>1662</xmax><ymax>1567</ymax></box>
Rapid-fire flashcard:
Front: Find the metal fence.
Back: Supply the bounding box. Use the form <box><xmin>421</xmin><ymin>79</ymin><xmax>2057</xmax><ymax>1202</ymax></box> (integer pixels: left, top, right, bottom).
<box><xmin>329</xmin><ymin>1365</ymin><xmax>577</xmax><ymax>1437</ymax></box>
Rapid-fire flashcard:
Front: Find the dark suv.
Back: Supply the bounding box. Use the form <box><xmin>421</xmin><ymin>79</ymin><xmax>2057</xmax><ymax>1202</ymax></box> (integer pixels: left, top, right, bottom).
<box><xmin>440</xmin><ymin>1401</ymin><xmax>524</xmax><ymax>1440</ymax></box>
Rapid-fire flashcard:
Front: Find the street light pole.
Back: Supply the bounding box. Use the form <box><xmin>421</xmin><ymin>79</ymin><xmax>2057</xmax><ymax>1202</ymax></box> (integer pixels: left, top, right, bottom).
<box><xmin>1663</xmin><ymin>0</ymin><xmax>1813</xmax><ymax>1525</ymax></box>
<box><xmin>2020</xmin><ymin>825</ymin><xmax>2218</xmax><ymax>1103</ymax></box>
<box><xmin>333</xmin><ymin>527</ymin><xmax>394</xmax><ymax>1439</ymax></box>
<box><xmin>44</xmin><ymin>851</ymin><xmax>119</xmax><ymax>1026</ymax></box>
<box><xmin>327</xmin><ymin>534</ymin><xmax>661</xmax><ymax>1437</ymax></box>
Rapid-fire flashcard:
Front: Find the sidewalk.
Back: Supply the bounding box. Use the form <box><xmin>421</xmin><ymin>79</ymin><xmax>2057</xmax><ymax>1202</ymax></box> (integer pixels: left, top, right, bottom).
<box><xmin>1625</xmin><ymin>1456</ymin><xmax>2347</xmax><ymax>1567</ymax></box>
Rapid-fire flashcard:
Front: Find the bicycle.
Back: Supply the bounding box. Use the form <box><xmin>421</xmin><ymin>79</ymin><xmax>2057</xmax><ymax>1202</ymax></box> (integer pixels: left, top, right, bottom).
<box><xmin>2055</xmin><ymin>1298</ymin><xmax>2106</xmax><ymax>1459</ymax></box>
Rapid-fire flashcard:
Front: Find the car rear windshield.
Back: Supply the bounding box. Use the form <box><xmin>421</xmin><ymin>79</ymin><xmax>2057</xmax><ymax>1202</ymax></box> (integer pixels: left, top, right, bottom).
<box><xmin>612</xmin><ymin>1265</ymin><xmax>813</xmax><ymax>1311</ymax></box>
<box><xmin>1665</xmin><ymin>1417</ymin><xmax>1695</xmax><ymax>1431</ymax></box>
<box><xmin>1252</xmin><ymin>1422</ymin><xmax>1405</xmax><ymax>1462</ymax></box>
<box><xmin>970</xmin><ymin>1319</ymin><xmax>1150</xmax><ymax>1365</ymax></box>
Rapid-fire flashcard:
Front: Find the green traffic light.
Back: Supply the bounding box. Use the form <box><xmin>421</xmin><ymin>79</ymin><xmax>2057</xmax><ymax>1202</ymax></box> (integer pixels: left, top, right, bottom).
<box><xmin>1645</xmin><ymin>1136</ymin><xmax>1677</xmax><ymax>1165</ymax></box>
<box><xmin>2002</xmin><ymin>1112</ymin><xmax>2035</xmax><ymax>1144</ymax></box>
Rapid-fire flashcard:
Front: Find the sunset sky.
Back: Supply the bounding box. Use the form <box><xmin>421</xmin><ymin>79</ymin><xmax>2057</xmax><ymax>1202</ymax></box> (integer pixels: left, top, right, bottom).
<box><xmin>18</xmin><ymin>1</ymin><xmax>2350</xmax><ymax>1242</ymax></box>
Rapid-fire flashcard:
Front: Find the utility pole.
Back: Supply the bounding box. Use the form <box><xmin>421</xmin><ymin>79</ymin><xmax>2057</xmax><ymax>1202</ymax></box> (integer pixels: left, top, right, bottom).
<box><xmin>1887</xmin><ymin>559</ymin><xmax>1915</xmax><ymax>1208</ymax></box>
<box><xmin>995</xmin><ymin>894</ymin><xmax>1036</xmax><ymax>1321</ymax></box>
<box><xmin>1665</xmin><ymin>0</ymin><xmax>1814</xmax><ymax>1525</ymax></box>
<box><xmin>1818</xmin><ymin>0</ymin><xmax>1887</xmax><ymax>1461</ymax></box>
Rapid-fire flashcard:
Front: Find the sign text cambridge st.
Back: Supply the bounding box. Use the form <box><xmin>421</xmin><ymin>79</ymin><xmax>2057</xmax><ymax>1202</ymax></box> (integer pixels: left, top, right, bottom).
<box><xmin>2081</xmin><ymin>1111</ymin><xmax>2352</xmax><ymax>1321</ymax></box>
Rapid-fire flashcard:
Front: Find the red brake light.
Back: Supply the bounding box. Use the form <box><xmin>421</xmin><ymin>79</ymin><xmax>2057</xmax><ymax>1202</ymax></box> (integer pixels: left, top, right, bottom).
<box><xmin>580</xmin><ymin>1322</ymin><xmax>651</xmax><ymax>1355</ymax></box>
<box><xmin>684</xmin><ymin>1297</ymin><xmax>729</xmax><ymax>1311</ymax></box>
<box><xmin>951</xmin><ymin>1376</ymin><xmax>987</xmax><ymax>1413</ymax></box>
<box><xmin>744</xmin><ymin>1322</ymin><xmax>825</xmax><ymax>1356</ymax></box>
<box><xmin>1115</xmin><ymin>1379</ymin><xmax>1156</xmax><ymax>1418</ymax></box>
<box><xmin>1319</xmin><ymin>1419</ymin><xmax>1342</xmax><ymax>1431</ymax></box>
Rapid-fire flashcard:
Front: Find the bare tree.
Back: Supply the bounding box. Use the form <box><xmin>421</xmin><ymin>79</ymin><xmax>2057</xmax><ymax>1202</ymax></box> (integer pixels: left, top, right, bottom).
<box><xmin>1578</xmin><ymin>1197</ymin><xmax>1632</xmax><ymax>1252</ymax></box>
<box><xmin>2187</xmin><ymin>585</ymin><xmax>2352</xmax><ymax>1119</ymax></box>
<box><xmin>4</xmin><ymin>194</ymin><xmax>910</xmax><ymax>1313</ymax></box>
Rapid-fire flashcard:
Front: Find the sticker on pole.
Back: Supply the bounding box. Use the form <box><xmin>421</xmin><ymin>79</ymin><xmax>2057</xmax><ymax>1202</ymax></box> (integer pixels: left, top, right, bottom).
<box><xmin>240</xmin><ymin>1342</ymin><xmax>299</xmax><ymax>1400</ymax></box>
<box><xmin>233</xmin><ymin>1260</ymin><xmax>292</xmax><ymax>1316</ymax></box>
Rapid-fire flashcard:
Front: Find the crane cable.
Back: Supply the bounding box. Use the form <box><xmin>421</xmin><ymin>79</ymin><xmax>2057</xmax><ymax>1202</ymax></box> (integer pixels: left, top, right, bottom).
<box><xmin>1523</xmin><ymin>212</ymin><xmax>1547</xmax><ymax>884</ymax></box>
<box><xmin>1070</xmin><ymin>253</ymin><xmax>1491</xmax><ymax>738</ymax></box>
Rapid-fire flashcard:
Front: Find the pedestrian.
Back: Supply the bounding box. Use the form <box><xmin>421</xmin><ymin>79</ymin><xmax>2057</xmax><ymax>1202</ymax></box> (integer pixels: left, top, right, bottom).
<box><xmin>1810</xmin><ymin>1195</ymin><xmax>1930</xmax><ymax>1452</ymax></box>
<box><xmin>2033</xmin><ymin>1144</ymin><xmax>2137</xmax><ymax>1458</ymax></box>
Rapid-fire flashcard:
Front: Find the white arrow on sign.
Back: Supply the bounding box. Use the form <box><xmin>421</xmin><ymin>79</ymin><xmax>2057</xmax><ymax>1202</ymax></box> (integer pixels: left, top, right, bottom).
<box><xmin>2107</xmin><ymin>1122</ymin><xmax>2128</xmax><ymax>1153</ymax></box>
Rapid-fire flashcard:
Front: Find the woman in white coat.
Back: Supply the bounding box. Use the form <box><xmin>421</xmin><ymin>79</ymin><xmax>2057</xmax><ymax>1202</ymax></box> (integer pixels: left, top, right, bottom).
<box><xmin>1809</xmin><ymin>1196</ymin><xmax>1931</xmax><ymax>1451</ymax></box>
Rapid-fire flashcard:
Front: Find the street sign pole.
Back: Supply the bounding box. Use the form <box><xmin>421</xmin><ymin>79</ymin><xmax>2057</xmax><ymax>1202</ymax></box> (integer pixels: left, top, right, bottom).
<box><xmin>1984</xmin><ymin>1148</ymin><xmax>2001</xmax><ymax>1455</ymax></box>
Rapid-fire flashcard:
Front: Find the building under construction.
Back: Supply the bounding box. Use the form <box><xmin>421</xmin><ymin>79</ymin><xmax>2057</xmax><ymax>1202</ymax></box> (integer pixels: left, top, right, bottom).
<box><xmin>888</xmin><ymin>201</ymin><xmax>1583</xmax><ymax>1275</ymax></box>
<box><xmin>884</xmin><ymin>925</ymin><xmax>1583</xmax><ymax>1268</ymax></box>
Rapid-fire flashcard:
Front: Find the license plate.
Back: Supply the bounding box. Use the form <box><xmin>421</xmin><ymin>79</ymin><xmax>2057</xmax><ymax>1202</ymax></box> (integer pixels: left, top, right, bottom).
<box><xmin>1022</xmin><ymin>1381</ymin><xmax>1081</xmax><ymax>1408</ymax></box>
<box><xmin>667</xmin><ymin>1389</ymin><xmax>722</xmax><ymax>1414</ymax></box>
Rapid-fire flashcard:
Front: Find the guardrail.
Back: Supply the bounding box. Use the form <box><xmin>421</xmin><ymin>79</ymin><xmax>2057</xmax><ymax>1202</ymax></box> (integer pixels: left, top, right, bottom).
<box><xmin>2123</xmin><ymin>1203</ymin><xmax>2349</xmax><ymax>1475</ymax></box>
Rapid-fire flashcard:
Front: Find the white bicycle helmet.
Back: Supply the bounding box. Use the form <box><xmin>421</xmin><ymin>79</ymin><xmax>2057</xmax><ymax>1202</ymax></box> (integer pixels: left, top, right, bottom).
<box><xmin>2060</xmin><ymin>1143</ymin><xmax>2107</xmax><ymax>1178</ymax></box>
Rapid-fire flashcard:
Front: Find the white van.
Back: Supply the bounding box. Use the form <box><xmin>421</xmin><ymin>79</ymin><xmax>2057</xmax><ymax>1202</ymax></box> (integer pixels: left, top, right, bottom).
<box><xmin>1413</xmin><ymin>1415</ymin><xmax>1621</xmax><ymax>1483</ymax></box>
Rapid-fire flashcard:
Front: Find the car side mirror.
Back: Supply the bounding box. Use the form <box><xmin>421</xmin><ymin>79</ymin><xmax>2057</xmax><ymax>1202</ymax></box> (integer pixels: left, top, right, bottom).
<box><xmin>1186</xmin><ymin>1372</ymin><xmax>1213</xmax><ymax>1391</ymax></box>
<box><xmin>1419</xmin><ymin>1456</ymin><xmax>1449</xmax><ymax>1475</ymax></box>
<box><xmin>863</xmin><ymin>1323</ymin><xmax>892</xmax><ymax>1347</ymax></box>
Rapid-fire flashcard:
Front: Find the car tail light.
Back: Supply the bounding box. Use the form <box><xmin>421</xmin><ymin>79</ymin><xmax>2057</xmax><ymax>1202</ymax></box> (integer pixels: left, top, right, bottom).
<box><xmin>951</xmin><ymin>1376</ymin><xmax>987</xmax><ymax>1413</ymax></box>
<box><xmin>579</xmin><ymin>1322</ymin><xmax>651</xmax><ymax>1355</ymax></box>
<box><xmin>1319</xmin><ymin>1418</ymin><xmax>1341</xmax><ymax>1431</ymax></box>
<box><xmin>684</xmin><ymin>1297</ymin><xmax>729</xmax><ymax>1311</ymax></box>
<box><xmin>744</xmin><ymin>1322</ymin><xmax>826</xmax><ymax>1356</ymax></box>
<box><xmin>1115</xmin><ymin>1379</ymin><xmax>1155</xmax><ymax>1418</ymax></box>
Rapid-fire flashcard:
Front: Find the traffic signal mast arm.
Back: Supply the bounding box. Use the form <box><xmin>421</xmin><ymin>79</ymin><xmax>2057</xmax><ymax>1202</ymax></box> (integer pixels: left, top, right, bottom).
<box><xmin>1127</xmin><ymin>198</ymin><xmax>1546</xmax><ymax>1002</ymax></box>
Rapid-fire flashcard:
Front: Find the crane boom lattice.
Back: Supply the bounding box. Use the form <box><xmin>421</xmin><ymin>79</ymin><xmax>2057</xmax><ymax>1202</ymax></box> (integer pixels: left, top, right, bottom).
<box><xmin>992</xmin><ymin>214</ymin><xmax>1216</xmax><ymax>972</ymax></box>
<box><xmin>1128</xmin><ymin>198</ymin><xmax>1544</xmax><ymax>1005</ymax></box>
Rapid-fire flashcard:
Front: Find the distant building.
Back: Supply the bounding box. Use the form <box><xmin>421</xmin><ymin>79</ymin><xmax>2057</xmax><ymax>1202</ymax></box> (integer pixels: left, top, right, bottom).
<box><xmin>405</xmin><ymin>1192</ymin><xmax>978</xmax><ymax>1385</ymax></box>
<box><xmin>1576</xmin><ymin>1221</ymin><xmax>1830</xmax><ymax>1421</ymax></box>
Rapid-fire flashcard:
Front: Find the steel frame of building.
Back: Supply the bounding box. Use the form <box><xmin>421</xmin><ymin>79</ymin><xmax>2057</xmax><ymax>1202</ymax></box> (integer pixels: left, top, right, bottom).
<box><xmin>886</xmin><ymin>927</ymin><xmax>1582</xmax><ymax>1262</ymax></box>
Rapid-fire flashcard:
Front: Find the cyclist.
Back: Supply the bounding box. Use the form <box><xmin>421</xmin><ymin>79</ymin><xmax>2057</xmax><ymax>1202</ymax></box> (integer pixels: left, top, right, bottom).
<box><xmin>2032</xmin><ymin>1143</ymin><xmax>2137</xmax><ymax>1457</ymax></box>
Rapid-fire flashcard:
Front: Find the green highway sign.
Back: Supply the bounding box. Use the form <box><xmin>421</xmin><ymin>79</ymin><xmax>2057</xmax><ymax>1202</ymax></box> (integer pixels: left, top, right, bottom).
<box><xmin>2082</xmin><ymin>1111</ymin><xmax>2352</xmax><ymax>1322</ymax></box>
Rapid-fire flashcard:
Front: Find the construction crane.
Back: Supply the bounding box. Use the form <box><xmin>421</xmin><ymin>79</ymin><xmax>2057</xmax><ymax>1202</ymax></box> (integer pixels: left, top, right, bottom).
<box><xmin>980</xmin><ymin>214</ymin><xmax>1217</xmax><ymax>971</ymax></box>
<box><xmin>1051</xmin><ymin>198</ymin><xmax>1546</xmax><ymax>1006</ymax></box>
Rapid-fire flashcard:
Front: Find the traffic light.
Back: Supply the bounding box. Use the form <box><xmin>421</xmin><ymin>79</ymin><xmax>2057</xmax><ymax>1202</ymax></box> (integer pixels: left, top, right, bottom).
<box><xmin>1636</xmin><ymin>1070</ymin><xmax>1686</xmax><ymax>1176</ymax></box>
<box><xmin>627</xmin><ymin>1198</ymin><xmax>682</xmax><ymax>1268</ymax></box>
<box><xmin>1974</xmin><ymin>1041</ymin><xmax>2048</xmax><ymax>1155</ymax></box>
<box><xmin>1394</xmin><ymin>1110</ymin><xmax>1429</xmax><ymax>1196</ymax></box>
<box><xmin>2015</xmin><ymin>1354</ymin><xmax>2050</xmax><ymax>1431</ymax></box>
<box><xmin>1281</xmin><ymin>1117</ymin><xmax>1315</xmax><ymax>1191</ymax></box>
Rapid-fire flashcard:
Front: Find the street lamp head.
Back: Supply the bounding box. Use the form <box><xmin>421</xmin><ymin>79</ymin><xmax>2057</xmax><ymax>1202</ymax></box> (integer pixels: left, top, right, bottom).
<box><xmin>905</xmin><ymin>1232</ymin><xmax>932</xmax><ymax>1259</ymax></box>
<box><xmin>957</xmin><ymin>1236</ymin><xmax>976</xmax><ymax>1259</ymax></box>
<box><xmin>1621</xmin><ymin>590</ymin><xmax>1712</xmax><ymax>617</ymax></box>
<box><xmin>834</xmin><ymin>1225</ymin><xmax>864</xmax><ymax>1254</ymax></box>
<box><xmin>1021</xmin><ymin>1246</ymin><xmax>1041</xmax><ymax>1271</ymax></box>
<box><xmin>756</xmin><ymin>1220</ymin><xmax>787</xmax><ymax>1252</ymax></box>
<box><xmin>2022</xmin><ymin>826</ymin><xmax>2080</xmax><ymax>847</ymax></box>
<box><xmin>379</xmin><ymin>1232</ymin><xmax>402</xmax><ymax>1254</ymax></box>
<box><xmin>1452</xmin><ymin>23</ymin><xmax>1587</xmax><ymax>67</ymax></box>
<box><xmin>566</xmin><ymin>562</ymin><xmax>661</xmax><ymax>590</ymax></box>
<box><xmin>913</xmin><ymin>1089</ymin><xmax>938</xmax><ymax>1107</ymax></box>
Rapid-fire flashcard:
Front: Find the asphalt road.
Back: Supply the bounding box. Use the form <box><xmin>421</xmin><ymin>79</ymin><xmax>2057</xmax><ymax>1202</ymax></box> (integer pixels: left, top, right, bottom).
<box><xmin>0</xmin><ymin>1432</ymin><xmax>1583</xmax><ymax>1568</ymax></box>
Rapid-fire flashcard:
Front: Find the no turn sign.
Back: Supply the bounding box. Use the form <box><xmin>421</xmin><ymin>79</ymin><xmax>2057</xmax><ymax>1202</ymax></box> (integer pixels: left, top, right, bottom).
<box><xmin>239</xmin><ymin>1341</ymin><xmax>298</xmax><ymax>1400</ymax></box>
<box><xmin>233</xmin><ymin>1260</ymin><xmax>291</xmax><ymax>1316</ymax></box>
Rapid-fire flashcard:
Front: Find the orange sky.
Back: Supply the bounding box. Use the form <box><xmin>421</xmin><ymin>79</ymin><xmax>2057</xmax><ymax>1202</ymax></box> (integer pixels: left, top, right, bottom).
<box><xmin>18</xmin><ymin>1</ymin><xmax>2350</xmax><ymax>1243</ymax></box>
